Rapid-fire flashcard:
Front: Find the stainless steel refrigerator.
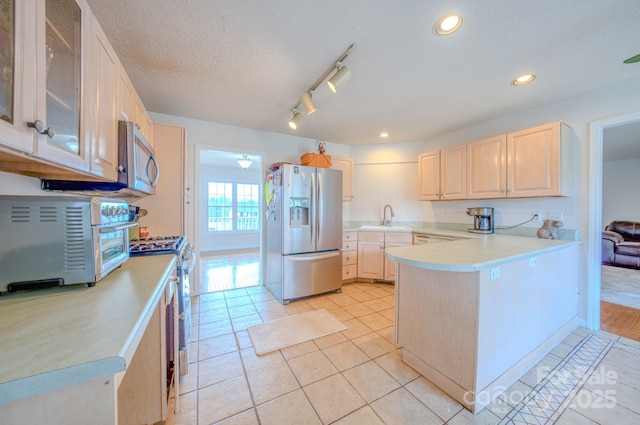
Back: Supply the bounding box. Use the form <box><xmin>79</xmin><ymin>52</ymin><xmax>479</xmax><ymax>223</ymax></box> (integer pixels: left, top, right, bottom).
<box><xmin>265</xmin><ymin>164</ymin><xmax>343</xmax><ymax>304</ymax></box>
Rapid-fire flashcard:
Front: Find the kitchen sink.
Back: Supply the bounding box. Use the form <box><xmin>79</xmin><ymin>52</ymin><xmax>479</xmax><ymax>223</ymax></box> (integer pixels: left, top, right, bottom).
<box><xmin>359</xmin><ymin>225</ymin><xmax>412</xmax><ymax>232</ymax></box>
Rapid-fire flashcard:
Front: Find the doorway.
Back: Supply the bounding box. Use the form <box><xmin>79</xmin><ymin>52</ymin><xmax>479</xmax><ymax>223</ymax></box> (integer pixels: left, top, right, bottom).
<box><xmin>588</xmin><ymin>111</ymin><xmax>640</xmax><ymax>334</ymax></box>
<box><xmin>195</xmin><ymin>147</ymin><xmax>263</xmax><ymax>294</ymax></box>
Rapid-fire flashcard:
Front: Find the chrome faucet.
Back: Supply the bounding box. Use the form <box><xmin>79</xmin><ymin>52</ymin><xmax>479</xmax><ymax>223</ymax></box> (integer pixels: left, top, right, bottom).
<box><xmin>383</xmin><ymin>204</ymin><xmax>395</xmax><ymax>226</ymax></box>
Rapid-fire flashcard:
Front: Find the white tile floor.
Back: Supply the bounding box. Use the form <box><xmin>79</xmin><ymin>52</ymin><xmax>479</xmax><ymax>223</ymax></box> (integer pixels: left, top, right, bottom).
<box><xmin>165</xmin><ymin>282</ymin><xmax>640</xmax><ymax>425</ymax></box>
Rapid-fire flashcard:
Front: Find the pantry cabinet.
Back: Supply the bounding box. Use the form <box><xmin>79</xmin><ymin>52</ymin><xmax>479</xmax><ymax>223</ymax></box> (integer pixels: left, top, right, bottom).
<box><xmin>418</xmin><ymin>145</ymin><xmax>466</xmax><ymax>201</ymax></box>
<box><xmin>331</xmin><ymin>156</ymin><xmax>354</xmax><ymax>201</ymax></box>
<box><xmin>134</xmin><ymin>123</ymin><xmax>187</xmax><ymax>236</ymax></box>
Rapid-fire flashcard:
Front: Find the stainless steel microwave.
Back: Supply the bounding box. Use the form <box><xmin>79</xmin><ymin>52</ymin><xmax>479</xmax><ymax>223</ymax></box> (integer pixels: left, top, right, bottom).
<box><xmin>0</xmin><ymin>196</ymin><xmax>135</xmax><ymax>293</ymax></box>
<box><xmin>41</xmin><ymin>121</ymin><xmax>159</xmax><ymax>198</ymax></box>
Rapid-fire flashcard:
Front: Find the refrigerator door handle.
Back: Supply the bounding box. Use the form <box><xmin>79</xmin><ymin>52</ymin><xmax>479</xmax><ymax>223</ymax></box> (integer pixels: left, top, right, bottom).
<box><xmin>311</xmin><ymin>169</ymin><xmax>317</xmax><ymax>247</ymax></box>
<box><xmin>317</xmin><ymin>171</ymin><xmax>322</xmax><ymax>243</ymax></box>
<box><xmin>286</xmin><ymin>251</ymin><xmax>340</xmax><ymax>261</ymax></box>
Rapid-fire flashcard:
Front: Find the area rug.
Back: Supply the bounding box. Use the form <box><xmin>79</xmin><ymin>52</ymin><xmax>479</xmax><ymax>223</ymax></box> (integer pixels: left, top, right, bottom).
<box><xmin>247</xmin><ymin>309</ymin><xmax>346</xmax><ymax>355</ymax></box>
<box><xmin>601</xmin><ymin>265</ymin><xmax>640</xmax><ymax>310</ymax></box>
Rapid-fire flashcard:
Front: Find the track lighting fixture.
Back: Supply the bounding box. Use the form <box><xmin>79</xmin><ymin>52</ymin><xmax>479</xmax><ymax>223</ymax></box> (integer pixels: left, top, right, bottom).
<box><xmin>300</xmin><ymin>91</ymin><xmax>317</xmax><ymax>114</ymax></box>
<box><xmin>289</xmin><ymin>110</ymin><xmax>303</xmax><ymax>130</ymax></box>
<box><xmin>287</xmin><ymin>43</ymin><xmax>356</xmax><ymax>130</ymax></box>
<box><xmin>237</xmin><ymin>155</ymin><xmax>253</xmax><ymax>169</ymax></box>
<box><xmin>327</xmin><ymin>63</ymin><xmax>352</xmax><ymax>93</ymax></box>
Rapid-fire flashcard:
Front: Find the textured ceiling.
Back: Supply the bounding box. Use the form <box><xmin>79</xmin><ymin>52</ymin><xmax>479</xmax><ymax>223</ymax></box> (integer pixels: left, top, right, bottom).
<box><xmin>86</xmin><ymin>0</ymin><xmax>640</xmax><ymax>145</ymax></box>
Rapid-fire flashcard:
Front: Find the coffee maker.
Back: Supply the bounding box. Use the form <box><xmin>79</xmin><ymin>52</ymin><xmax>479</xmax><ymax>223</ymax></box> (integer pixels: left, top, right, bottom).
<box><xmin>467</xmin><ymin>207</ymin><xmax>494</xmax><ymax>234</ymax></box>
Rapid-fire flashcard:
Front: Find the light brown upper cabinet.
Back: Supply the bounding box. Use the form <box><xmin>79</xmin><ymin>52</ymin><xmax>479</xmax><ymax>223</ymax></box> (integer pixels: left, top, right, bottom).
<box><xmin>506</xmin><ymin>121</ymin><xmax>570</xmax><ymax>198</ymax></box>
<box><xmin>330</xmin><ymin>156</ymin><xmax>353</xmax><ymax>201</ymax></box>
<box><xmin>90</xmin><ymin>17</ymin><xmax>119</xmax><ymax>181</ymax></box>
<box><xmin>422</xmin><ymin>121</ymin><xmax>571</xmax><ymax>201</ymax></box>
<box><xmin>418</xmin><ymin>145</ymin><xmax>466</xmax><ymax>200</ymax></box>
<box><xmin>467</xmin><ymin>135</ymin><xmax>507</xmax><ymax>199</ymax></box>
<box><xmin>0</xmin><ymin>0</ymin><xmax>153</xmax><ymax>181</ymax></box>
<box><xmin>468</xmin><ymin>121</ymin><xmax>570</xmax><ymax>198</ymax></box>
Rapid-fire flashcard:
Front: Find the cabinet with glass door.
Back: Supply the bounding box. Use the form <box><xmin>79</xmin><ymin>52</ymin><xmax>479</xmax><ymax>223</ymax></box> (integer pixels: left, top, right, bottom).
<box><xmin>32</xmin><ymin>0</ymin><xmax>92</xmax><ymax>172</ymax></box>
<box><xmin>0</xmin><ymin>0</ymin><xmax>34</xmax><ymax>152</ymax></box>
<box><xmin>1</xmin><ymin>0</ymin><xmax>92</xmax><ymax>172</ymax></box>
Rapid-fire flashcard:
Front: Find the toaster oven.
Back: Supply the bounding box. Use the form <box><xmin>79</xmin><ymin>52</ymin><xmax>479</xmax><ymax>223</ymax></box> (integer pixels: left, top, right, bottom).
<box><xmin>0</xmin><ymin>196</ymin><xmax>136</xmax><ymax>293</ymax></box>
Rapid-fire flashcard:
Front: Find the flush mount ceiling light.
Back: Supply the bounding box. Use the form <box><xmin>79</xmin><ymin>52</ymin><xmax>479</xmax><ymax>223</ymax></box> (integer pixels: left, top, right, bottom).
<box><xmin>379</xmin><ymin>132</ymin><xmax>389</xmax><ymax>138</ymax></box>
<box><xmin>237</xmin><ymin>155</ymin><xmax>253</xmax><ymax>169</ymax></box>
<box><xmin>512</xmin><ymin>73</ymin><xmax>536</xmax><ymax>85</ymax></box>
<box><xmin>289</xmin><ymin>110</ymin><xmax>303</xmax><ymax>130</ymax></box>
<box><xmin>434</xmin><ymin>14</ymin><xmax>463</xmax><ymax>35</ymax></box>
<box><xmin>287</xmin><ymin>43</ymin><xmax>356</xmax><ymax>130</ymax></box>
<box><xmin>300</xmin><ymin>91</ymin><xmax>317</xmax><ymax>114</ymax></box>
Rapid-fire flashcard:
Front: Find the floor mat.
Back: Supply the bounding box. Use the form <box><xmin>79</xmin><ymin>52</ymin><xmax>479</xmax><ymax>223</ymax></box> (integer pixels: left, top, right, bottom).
<box><xmin>247</xmin><ymin>309</ymin><xmax>346</xmax><ymax>355</ymax></box>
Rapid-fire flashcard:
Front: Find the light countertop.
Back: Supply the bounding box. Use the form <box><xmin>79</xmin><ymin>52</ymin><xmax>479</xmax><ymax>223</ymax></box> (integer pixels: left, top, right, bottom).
<box><xmin>385</xmin><ymin>233</ymin><xmax>581</xmax><ymax>272</ymax></box>
<box><xmin>0</xmin><ymin>255</ymin><xmax>176</xmax><ymax>405</ymax></box>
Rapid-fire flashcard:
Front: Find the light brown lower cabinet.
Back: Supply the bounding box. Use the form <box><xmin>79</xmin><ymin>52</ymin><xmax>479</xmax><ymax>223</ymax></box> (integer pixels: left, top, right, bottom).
<box><xmin>118</xmin><ymin>269</ymin><xmax>178</xmax><ymax>424</ymax></box>
<box><xmin>358</xmin><ymin>231</ymin><xmax>412</xmax><ymax>282</ymax></box>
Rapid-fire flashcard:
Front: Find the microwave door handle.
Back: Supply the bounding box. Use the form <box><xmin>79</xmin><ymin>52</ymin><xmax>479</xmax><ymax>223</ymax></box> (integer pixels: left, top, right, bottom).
<box><xmin>98</xmin><ymin>222</ymin><xmax>139</xmax><ymax>233</ymax></box>
<box><xmin>146</xmin><ymin>155</ymin><xmax>160</xmax><ymax>187</ymax></box>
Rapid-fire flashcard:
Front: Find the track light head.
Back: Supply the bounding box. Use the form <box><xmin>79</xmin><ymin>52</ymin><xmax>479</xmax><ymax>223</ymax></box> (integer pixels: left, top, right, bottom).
<box><xmin>289</xmin><ymin>111</ymin><xmax>303</xmax><ymax>130</ymax></box>
<box><xmin>300</xmin><ymin>92</ymin><xmax>317</xmax><ymax>114</ymax></box>
<box><xmin>328</xmin><ymin>63</ymin><xmax>352</xmax><ymax>93</ymax></box>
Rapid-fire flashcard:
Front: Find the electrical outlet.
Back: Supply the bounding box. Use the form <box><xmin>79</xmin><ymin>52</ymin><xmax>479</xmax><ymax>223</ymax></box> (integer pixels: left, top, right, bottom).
<box><xmin>532</xmin><ymin>212</ymin><xmax>542</xmax><ymax>222</ymax></box>
<box><xmin>546</xmin><ymin>211</ymin><xmax>563</xmax><ymax>221</ymax></box>
<box><xmin>490</xmin><ymin>267</ymin><xmax>500</xmax><ymax>280</ymax></box>
<box><xmin>529</xmin><ymin>257</ymin><xmax>537</xmax><ymax>267</ymax></box>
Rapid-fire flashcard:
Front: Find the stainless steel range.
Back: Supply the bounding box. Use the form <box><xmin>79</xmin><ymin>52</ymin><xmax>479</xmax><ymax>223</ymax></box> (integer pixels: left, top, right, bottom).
<box><xmin>130</xmin><ymin>235</ymin><xmax>194</xmax><ymax>376</ymax></box>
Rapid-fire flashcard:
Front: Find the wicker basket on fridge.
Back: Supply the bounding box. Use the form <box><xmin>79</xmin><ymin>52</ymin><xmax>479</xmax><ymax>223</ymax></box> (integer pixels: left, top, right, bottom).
<box><xmin>300</xmin><ymin>153</ymin><xmax>332</xmax><ymax>168</ymax></box>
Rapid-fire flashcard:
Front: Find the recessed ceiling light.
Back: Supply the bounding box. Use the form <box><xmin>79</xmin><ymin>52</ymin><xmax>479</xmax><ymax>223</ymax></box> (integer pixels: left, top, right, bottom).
<box><xmin>512</xmin><ymin>74</ymin><xmax>536</xmax><ymax>86</ymax></box>
<box><xmin>380</xmin><ymin>132</ymin><xmax>389</xmax><ymax>138</ymax></box>
<box><xmin>434</xmin><ymin>14</ymin><xmax>462</xmax><ymax>35</ymax></box>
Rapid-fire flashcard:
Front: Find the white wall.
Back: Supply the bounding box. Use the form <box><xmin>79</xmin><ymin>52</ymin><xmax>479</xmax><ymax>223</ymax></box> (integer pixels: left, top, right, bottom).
<box><xmin>348</xmin><ymin>141</ymin><xmax>424</xmax><ymax>225</ymax></box>
<box><xmin>199</xmin><ymin>162</ymin><xmax>262</xmax><ymax>252</ymax></box>
<box><xmin>602</xmin><ymin>158</ymin><xmax>640</xmax><ymax>225</ymax></box>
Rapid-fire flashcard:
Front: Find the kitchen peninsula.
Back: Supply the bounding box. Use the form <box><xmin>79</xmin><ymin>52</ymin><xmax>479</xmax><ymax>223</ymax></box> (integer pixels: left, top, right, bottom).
<box><xmin>385</xmin><ymin>234</ymin><xmax>581</xmax><ymax>414</ymax></box>
<box><xmin>0</xmin><ymin>255</ymin><xmax>177</xmax><ymax>425</ymax></box>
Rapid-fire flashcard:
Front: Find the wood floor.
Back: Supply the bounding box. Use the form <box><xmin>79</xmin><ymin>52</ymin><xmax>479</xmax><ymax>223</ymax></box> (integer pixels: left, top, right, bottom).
<box><xmin>600</xmin><ymin>300</ymin><xmax>640</xmax><ymax>341</ymax></box>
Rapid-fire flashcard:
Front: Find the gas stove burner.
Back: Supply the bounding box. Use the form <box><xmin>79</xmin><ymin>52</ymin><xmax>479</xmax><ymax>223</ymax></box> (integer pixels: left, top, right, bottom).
<box><xmin>129</xmin><ymin>235</ymin><xmax>186</xmax><ymax>256</ymax></box>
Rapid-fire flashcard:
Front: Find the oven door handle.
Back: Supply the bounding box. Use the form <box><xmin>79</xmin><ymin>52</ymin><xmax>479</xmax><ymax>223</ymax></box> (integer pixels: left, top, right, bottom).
<box><xmin>98</xmin><ymin>222</ymin><xmax>139</xmax><ymax>233</ymax></box>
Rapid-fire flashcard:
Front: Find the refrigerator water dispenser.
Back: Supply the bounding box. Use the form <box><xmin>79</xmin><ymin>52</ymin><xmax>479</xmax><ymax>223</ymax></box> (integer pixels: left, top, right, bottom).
<box><xmin>289</xmin><ymin>197</ymin><xmax>309</xmax><ymax>226</ymax></box>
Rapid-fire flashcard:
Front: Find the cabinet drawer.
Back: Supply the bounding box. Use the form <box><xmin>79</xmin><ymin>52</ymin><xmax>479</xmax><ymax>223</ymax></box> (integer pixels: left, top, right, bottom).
<box><xmin>342</xmin><ymin>264</ymin><xmax>357</xmax><ymax>280</ymax></box>
<box><xmin>358</xmin><ymin>231</ymin><xmax>385</xmax><ymax>242</ymax></box>
<box><xmin>342</xmin><ymin>241</ymin><xmax>357</xmax><ymax>251</ymax></box>
<box><xmin>385</xmin><ymin>232</ymin><xmax>412</xmax><ymax>243</ymax></box>
<box><xmin>343</xmin><ymin>231</ymin><xmax>358</xmax><ymax>242</ymax></box>
<box><xmin>342</xmin><ymin>251</ymin><xmax>357</xmax><ymax>265</ymax></box>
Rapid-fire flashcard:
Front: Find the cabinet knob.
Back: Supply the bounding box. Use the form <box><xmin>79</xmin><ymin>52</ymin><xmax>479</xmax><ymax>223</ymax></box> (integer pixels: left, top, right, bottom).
<box><xmin>27</xmin><ymin>120</ymin><xmax>56</xmax><ymax>139</ymax></box>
